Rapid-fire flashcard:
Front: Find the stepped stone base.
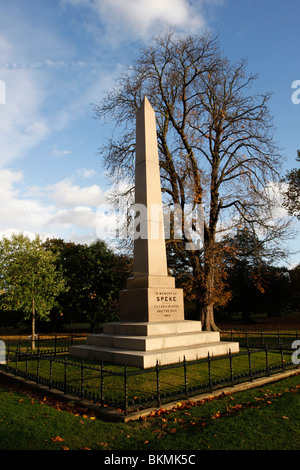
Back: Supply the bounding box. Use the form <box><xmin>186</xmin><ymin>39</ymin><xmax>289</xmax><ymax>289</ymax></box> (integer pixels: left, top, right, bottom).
<box><xmin>69</xmin><ymin>320</ymin><xmax>239</xmax><ymax>368</ymax></box>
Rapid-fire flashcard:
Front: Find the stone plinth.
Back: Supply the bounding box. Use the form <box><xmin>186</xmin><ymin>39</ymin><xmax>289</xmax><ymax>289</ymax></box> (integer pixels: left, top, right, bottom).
<box><xmin>69</xmin><ymin>320</ymin><xmax>239</xmax><ymax>368</ymax></box>
<box><xmin>119</xmin><ymin>288</ymin><xmax>184</xmax><ymax>322</ymax></box>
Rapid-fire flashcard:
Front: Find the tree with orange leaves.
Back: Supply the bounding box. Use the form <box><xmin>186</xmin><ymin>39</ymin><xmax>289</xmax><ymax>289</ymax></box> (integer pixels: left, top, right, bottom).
<box><xmin>94</xmin><ymin>29</ymin><xmax>291</xmax><ymax>330</ymax></box>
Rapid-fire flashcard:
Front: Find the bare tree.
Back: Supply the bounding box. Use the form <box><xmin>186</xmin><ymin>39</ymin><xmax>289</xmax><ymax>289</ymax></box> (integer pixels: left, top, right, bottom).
<box><xmin>94</xmin><ymin>29</ymin><xmax>291</xmax><ymax>330</ymax></box>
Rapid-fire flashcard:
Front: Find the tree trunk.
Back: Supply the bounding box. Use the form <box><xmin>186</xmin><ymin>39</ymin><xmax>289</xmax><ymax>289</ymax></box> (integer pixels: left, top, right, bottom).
<box><xmin>200</xmin><ymin>303</ymin><xmax>219</xmax><ymax>331</ymax></box>
<box><xmin>201</xmin><ymin>235</ymin><xmax>219</xmax><ymax>331</ymax></box>
<box><xmin>31</xmin><ymin>297</ymin><xmax>35</xmax><ymax>350</ymax></box>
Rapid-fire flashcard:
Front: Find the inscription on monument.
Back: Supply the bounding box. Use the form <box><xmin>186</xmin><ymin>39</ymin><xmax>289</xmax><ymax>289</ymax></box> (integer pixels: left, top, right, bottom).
<box><xmin>154</xmin><ymin>290</ymin><xmax>180</xmax><ymax>318</ymax></box>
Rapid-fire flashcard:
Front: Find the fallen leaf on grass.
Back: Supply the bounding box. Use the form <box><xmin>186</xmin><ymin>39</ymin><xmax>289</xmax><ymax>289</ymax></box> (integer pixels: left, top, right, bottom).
<box><xmin>282</xmin><ymin>416</ymin><xmax>290</xmax><ymax>420</ymax></box>
<box><xmin>51</xmin><ymin>436</ymin><xmax>65</xmax><ymax>443</ymax></box>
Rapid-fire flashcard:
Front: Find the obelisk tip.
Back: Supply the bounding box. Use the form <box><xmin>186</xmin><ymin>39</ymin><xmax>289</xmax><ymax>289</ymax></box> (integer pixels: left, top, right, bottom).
<box><xmin>139</xmin><ymin>95</ymin><xmax>152</xmax><ymax>111</ymax></box>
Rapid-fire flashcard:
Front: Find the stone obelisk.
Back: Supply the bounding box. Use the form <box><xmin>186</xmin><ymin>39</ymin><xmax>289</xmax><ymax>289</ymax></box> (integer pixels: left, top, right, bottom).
<box><xmin>69</xmin><ymin>97</ymin><xmax>239</xmax><ymax>368</ymax></box>
<box><xmin>119</xmin><ymin>96</ymin><xmax>184</xmax><ymax>322</ymax></box>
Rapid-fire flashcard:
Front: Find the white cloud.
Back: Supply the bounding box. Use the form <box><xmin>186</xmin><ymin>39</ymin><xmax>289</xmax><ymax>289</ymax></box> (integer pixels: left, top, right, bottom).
<box><xmin>48</xmin><ymin>206</ymin><xmax>98</xmax><ymax>228</ymax></box>
<box><xmin>0</xmin><ymin>169</ymin><xmax>54</xmax><ymax>235</ymax></box>
<box><xmin>0</xmin><ymin>169</ymin><xmax>111</xmax><ymax>244</ymax></box>
<box><xmin>48</xmin><ymin>178</ymin><xmax>106</xmax><ymax>207</ymax></box>
<box><xmin>62</xmin><ymin>0</ymin><xmax>208</xmax><ymax>41</ymax></box>
<box><xmin>77</xmin><ymin>168</ymin><xmax>96</xmax><ymax>179</ymax></box>
<box><xmin>51</xmin><ymin>146</ymin><xmax>71</xmax><ymax>158</ymax></box>
<box><xmin>95</xmin><ymin>0</ymin><xmax>205</xmax><ymax>36</ymax></box>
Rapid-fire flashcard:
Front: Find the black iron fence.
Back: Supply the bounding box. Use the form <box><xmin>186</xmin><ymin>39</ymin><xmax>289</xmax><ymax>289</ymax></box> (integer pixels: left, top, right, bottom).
<box><xmin>1</xmin><ymin>334</ymin><xmax>86</xmax><ymax>355</ymax></box>
<box><xmin>220</xmin><ymin>329</ymin><xmax>299</xmax><ymax>349</ymax></box>
<box><xmin>3</xmin><ymin>329</ymin><xmax>297</xmax><ymax>353</ymax></box>
<box><xmin>1</xmin><ymin>340</ymin><xmax>299</xmax><ymax>416</ymax></box>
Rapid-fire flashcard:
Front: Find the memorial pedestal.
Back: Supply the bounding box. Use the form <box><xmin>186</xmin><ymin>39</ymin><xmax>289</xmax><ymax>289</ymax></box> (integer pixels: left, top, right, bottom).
<box><xmin>69</xmin><ymin>320</ymin><xmax>239</xmax><ymax>368</ymax></box>
<box><xmin>119</xmin><ymin>287</ymin><xmax>184</xmax><ymax>322</ymax></box>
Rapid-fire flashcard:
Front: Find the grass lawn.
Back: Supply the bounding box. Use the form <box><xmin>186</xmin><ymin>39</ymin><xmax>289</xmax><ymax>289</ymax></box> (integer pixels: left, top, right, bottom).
<box><xmin>0</xmin><ymin>373</ymin><xmax>299</xmax><ymax>450</ymax></box>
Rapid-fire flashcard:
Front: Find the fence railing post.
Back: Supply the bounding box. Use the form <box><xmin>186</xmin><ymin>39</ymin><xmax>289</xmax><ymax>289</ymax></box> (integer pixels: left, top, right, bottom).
<box><xmin>25</xmin><ymin>351</ymin><xmax>28</xmax><ymax>380</ymax></box>
<box><xmin>80</xmin><ymin>360</ymin><xmax>84</xmax><ymax>399</ymax></box>
<box><xmin>100</xmin><ymin>361</ymin><xmax>104</xmax><ymax>406</ymax></box>
<box><xmin>37</xmin><ymin>353</ymin><xmax>40</xmax><ymax>384</ymax></box>
<box><xmin>156</xmin><ymin>360</ymin><xmax>161</xmax><ymax>407</ymax></box>
<box><xmin>208</xmin><ymin>352</ymin><xmax>212</xmax><ymax>391</ymax></box>
<box><xmin>265</xmin><ymin>344</ymin><xmax>270</xmax><ymax>375</ymax></box>
<box><xmin>280</xmin><ymin>343</ymin><xmax>285</xmax><ymax>371</ymax></box>
<box><xmin>49</xmin><ymin>352</ymin><xmax>53</xmax><ymax>389</ymax></box>
<box><xmin>247</xmin><ymin>346</ymin><xmax>253</xmax><ymax>381</ymax></box>
<box><xmin>15</xmin><ymin>349</ymin><xmax>18</xmax><ymax>376</ymax></box>
<box><xmin>183</xmin><ymin>356</ymin><xmax>188</xmax><ymax>394</ymax></box>
<box><xmin>277</xmin><ymin>330</ymin><xmax>280</xmax><ymax>348</ymax></box>
<box><xmin>229</xmin><ymin>349</ymin><xmax>234</xmax><ymax>385</ymax></box>
<box><xmin>124</xmin><ymin>365</ymin><xmax>128</xmax><ymax>415</ymax></box>
<box><xmin>64</xmin><ymin>357</ymin><xmax>67</xmax><ymax>394</ymax></box>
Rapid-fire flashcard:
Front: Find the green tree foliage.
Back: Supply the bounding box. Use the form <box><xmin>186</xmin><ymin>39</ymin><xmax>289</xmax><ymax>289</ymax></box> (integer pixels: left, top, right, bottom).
<box><xmin>45</xmin><ymin>238</ymin><xmax>132</xmax><ymax>330</ymax></box>
<box><xmin>0</xmin><ymin>233</ymin><xmax>67</xmax><ymax>347</ymax></box>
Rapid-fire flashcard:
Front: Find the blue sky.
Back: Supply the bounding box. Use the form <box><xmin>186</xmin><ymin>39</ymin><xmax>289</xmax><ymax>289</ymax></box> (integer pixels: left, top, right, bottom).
<box><xmin>0</xmin><ymin>0</ymin><xmax>299</xmax><ymax>265</ymax></box>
